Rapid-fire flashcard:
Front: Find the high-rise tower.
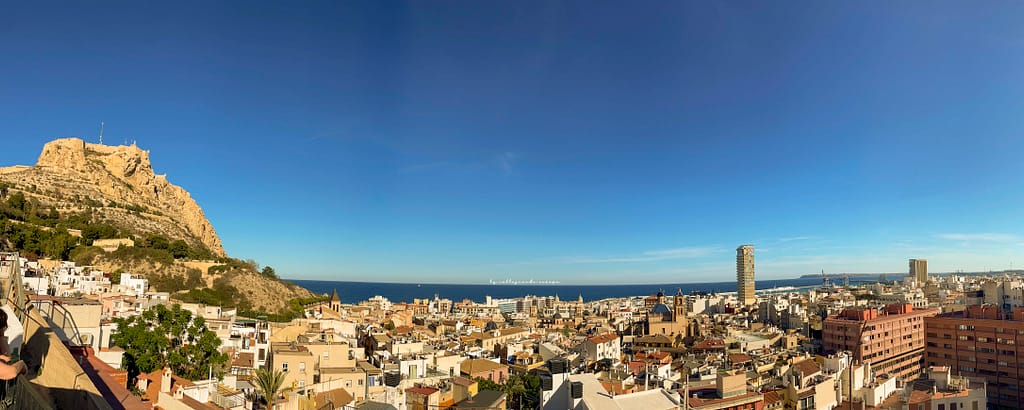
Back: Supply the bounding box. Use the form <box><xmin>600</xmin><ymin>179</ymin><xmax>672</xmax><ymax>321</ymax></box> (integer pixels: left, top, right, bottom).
<box><xmin>737</xmin><ymin>245</ymin><xmax>756</xmax><ymax>306</ymax></box>
<box><xmin>909</xmin><ymin>259</ymin><xmax>927</xmax><ymax>287</ymax></box>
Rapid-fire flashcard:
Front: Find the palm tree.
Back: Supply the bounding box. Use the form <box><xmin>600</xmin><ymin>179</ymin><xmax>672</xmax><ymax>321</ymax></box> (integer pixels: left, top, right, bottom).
<box><xmin>504</xmin><ymin>374</ymin><xmax>528</xmax><ymax>410</ymax></box>
<box><xmin>253</xmin><ymin>368</ymin><xmax>287</xmax><ymax>410</ymax></box>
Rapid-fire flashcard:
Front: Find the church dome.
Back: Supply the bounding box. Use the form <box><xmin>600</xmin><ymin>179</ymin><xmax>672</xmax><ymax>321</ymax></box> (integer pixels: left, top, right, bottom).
<box><xmin>650</xmin><ymin>303</ymin><xmax>671</xmax><ymax>315</ymax></box>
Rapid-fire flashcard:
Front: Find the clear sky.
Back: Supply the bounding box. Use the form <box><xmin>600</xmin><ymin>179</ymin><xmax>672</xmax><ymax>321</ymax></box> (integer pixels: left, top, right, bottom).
<box><xmin>2</xmin><ymin>2</ymin><xmax>1023</xmax><ymax>284</ymax></box>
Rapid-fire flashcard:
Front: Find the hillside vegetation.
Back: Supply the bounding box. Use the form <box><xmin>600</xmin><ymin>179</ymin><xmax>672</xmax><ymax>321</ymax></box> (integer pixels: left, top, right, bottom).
<box><xmin>0</xmin><ymin>139</ymin><xmax>317</xmax><ymax>317</ymax></box>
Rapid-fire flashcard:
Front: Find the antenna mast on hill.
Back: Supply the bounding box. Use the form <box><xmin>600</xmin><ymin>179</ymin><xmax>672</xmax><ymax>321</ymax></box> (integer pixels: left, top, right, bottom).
<box><xmin>99</xmin><ymin>121</ymin><xmax>104</xmax><ymax>145</ymax></box>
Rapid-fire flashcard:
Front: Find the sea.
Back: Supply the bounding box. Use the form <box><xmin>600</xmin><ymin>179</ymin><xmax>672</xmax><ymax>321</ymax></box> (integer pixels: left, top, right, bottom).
<box><xmin>288</xmin><ymin>276</ymin><xmax>884</xmax><ymax>304</ymax></box>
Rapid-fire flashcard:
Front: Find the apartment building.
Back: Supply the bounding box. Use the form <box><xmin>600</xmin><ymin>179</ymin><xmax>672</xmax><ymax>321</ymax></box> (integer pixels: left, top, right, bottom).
<box><xmin>924</xmin><ymin>305</ymin><xmax>1023</xmax><ymax>409</ymax></box>
<box><xmin>268</xmin><ymin>343</ymin><xmax>316</xmax><ymax>392</ymax></box>
<box><xmin>822</xmin><ymin>303</ymin><xmax>938</xmax><ymax>381</ymax></box>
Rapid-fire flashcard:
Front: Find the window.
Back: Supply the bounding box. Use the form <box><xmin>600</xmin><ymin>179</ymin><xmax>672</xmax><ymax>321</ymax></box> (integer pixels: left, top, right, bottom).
<box><xmin>299</xmin><ymin>362</ymin><xmax>306</xmax><ymax>373</ymax></box>
<box><xmin>282</xmin><ymin>362</ymin><xmax>289</xmax><ymax>371</ymax></box>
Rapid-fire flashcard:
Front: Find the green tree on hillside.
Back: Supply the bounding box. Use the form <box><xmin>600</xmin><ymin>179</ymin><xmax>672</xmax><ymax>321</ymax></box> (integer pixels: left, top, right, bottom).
<box><xmin>80</xmin><ymin>224</ymin><xmax>120</xmax><ymax>243</ymax></box>
<box><xmin>111</xmin><ymin>304</ymin><xmax>227</xmax><ymax>381</ymax></box>
<box><xmin>144</xmin><ymin>234</ymin><xmax>170</xmax><ymax>250</ymax></box>
<box><xmin>169</xmin><ymin>239</ymin><xmax>190</xmax><ymax>259</ymax></box>
<box><xmin>40</xmin><ymin>231</ymin><xmax>77</xmax><ymax>261</ymax></box>
<box><xmin>6</xmin><ymin>192</ymin><xmax>26</xmax><ymax>213</ymax></box>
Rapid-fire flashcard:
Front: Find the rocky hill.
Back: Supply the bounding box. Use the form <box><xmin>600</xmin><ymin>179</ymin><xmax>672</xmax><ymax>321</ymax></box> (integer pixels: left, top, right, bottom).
<box><xmin>0</xmin><ymin>138</ymin><xmax>223</xmax><ymax>254</ymax></box>
<box><xmin>0</xmin><ymin>137</ymin><xmax>315</xmax><ymax>315</ymax></box>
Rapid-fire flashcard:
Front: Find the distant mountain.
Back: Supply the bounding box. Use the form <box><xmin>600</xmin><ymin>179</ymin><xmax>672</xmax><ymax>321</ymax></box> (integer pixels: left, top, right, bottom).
<box><xmin>0</xmin><ymin>137</ymin><xmax>223</xmax><ymax>254</ymax></box>
<box><xmin>0</xmin><ymin>137</ymin><xmax>314</xmax><ymax>314</ymax></box>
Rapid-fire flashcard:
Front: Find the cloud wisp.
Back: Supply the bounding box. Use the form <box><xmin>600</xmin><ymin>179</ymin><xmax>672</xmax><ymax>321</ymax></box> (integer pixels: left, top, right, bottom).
<box><xmin>495</xmin><ymin>152</ymin><xmax>519</xmax><ymax>175</ymax></box>
<box><xmin>398</xmin><ymin>152</ymin><xmax>521</xmax><ymax>175</ymax></box>
<box><xmin>935</xmin><ymin>233</ymin><xmax>1020</xmax><ymax>242</ymax></box>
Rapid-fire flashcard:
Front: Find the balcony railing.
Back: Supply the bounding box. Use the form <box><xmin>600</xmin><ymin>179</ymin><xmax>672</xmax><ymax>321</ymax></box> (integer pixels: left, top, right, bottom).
<box><xmin>0</xmin><ymin>376</ymin><xmax>52</xmax><ymax>410</ymax></box>
<box><xmin>27</xmin><ymin>299</ymin><xmax>88</xmax><ymax>347</ymax></box>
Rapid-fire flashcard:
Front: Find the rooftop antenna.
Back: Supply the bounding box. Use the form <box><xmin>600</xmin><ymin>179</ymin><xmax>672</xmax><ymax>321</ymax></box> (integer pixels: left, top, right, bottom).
<box><xmin>99</xmin><ymin>121</ymin><xmax>104</xmax><ymax>145</ymax></box>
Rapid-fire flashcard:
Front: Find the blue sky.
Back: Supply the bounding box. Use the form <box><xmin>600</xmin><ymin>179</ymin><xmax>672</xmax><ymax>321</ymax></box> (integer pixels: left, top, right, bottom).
<box><xmin>2</xmin><ymin>2</ymin><xmax>1024</xmax><ymax>284</ymax></box>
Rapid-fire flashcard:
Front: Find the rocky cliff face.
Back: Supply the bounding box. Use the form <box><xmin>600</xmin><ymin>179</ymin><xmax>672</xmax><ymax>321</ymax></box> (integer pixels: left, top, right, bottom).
<box><xmin>0</xmin><ymin>138</ymin><xmax>224</xmax><ymax>255</ymax></box>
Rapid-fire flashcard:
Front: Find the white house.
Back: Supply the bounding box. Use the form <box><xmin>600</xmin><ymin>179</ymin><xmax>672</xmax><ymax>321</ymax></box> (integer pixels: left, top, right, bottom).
<box><xmin>583</xmin><ymin>333</ymin><xmax>620</xmax><ymax>364</ymax></box>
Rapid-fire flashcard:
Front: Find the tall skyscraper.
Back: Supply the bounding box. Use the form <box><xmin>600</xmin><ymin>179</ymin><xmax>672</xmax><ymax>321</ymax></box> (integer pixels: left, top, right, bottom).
<box><xmin>736</xmin><ymin>245</ymin><xmax>755</xmax><ymax>306</ymax></box>
<box><xmin>909</xmin><ymin>258</ymin><xmax>927</xmax><ymax>286</ymax></box>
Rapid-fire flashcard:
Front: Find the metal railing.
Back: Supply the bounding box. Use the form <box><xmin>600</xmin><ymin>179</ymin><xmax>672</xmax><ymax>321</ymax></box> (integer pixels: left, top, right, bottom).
<box><xmin>27</xmin><ymin>299</ymin><xmax>88</xmax><ymax>347</ymax></box>
<box><xmin>0</xmin><ymin>376</ymin><xmax>51</xmax><ymax>410</ymax></box>
<box><xmin>0</xmin><ymin>253</ymin><xmax>87</xmax><ymax>348</ymax></box>
<box><xmin>0</xmin><ymin>253</ymin><xmax>28</xmax><ymax>322</ymax></box>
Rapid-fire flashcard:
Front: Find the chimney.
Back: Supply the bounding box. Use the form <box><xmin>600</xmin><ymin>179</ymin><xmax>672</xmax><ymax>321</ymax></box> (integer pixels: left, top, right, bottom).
<box><xmin>160</xmin><ymin>368</ymin><xmax>172</xmax><ymax>393</ymax></box>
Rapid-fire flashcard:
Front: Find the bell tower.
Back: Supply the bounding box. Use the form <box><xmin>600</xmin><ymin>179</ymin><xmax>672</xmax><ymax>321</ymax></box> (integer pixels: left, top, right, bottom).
<box><xmin>673</xmin><ymin>288</ymin><xmax>686</xmax><ymax>321</ymax></box>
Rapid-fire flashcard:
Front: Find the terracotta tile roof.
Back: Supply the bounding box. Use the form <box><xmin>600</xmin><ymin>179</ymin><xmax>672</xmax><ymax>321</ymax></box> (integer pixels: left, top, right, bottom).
<box><xmin>728</xmin><ymin>353</ymin><xmax>752</xmax><ymax>364</ymax></box>
<box><xmin>460</xmin><ymin>359</ymin><xmax>507</xmax><ymax>375</ymax></box>
<box><xmin>634</xmin><ymin>351</ymin><xmax>671</xmax><ymax>362</ymax></box>
<box><xmin>406</xmin><ymin>386</ymin><xmax>440</xmax><ymax>396</ymax></box>
<box><xmin>693</xmin><ymin>339</ymin><xmax>726</xmax><ymax>350</ymax></box>
<box><xmin>601</xmin><ymin>381</ymin><xmax>636</xmax><ymax>396</ymax></box>
<box><xmin>791</xmin><ymin>359</ymin><xmax>820</xmax><ymax>377</ymax></box>
<box><xmin>231</xmin><ymin>352</ymin><xmax>254</xmax><ymax>368</ymax></box>
<box><xmin>588</xmin><ymin>333</ymin><xmax>619</xmax><ymax>345</ymax></box>
<box><xmin>315</xmin><ymin>388</ymin><xmax>354</xmax><ymax>408</ymax></box>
